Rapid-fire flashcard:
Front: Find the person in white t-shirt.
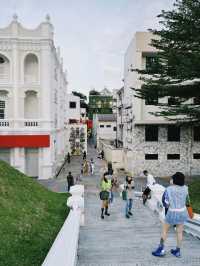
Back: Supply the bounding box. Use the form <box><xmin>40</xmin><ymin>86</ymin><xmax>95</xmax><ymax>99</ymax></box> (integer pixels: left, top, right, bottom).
<box><xmin>142</xmin><ymin>170</ymin><xmax>156</xmax><ymax>205</ymax></box>
<box><xmin>90</xmin><ymin>158</ymin><xmax>95</xmax><ymax>175</ymax></box>
<box><xmin>144</xmin><ymin>170</ymin><xmax>156</xmax><ymax>187</ymax></box>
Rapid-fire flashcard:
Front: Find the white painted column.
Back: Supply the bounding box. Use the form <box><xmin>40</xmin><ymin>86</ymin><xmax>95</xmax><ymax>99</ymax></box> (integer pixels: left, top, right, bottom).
<box><xmin>39</xmin><ymin>45</ymin><xmax>53</xmax><ymax>179</ymax></box>
<box><xmin>11</xmin><ymin>148</ymin><xmax>23</xmax><ymax>172</ymax></box>
<box><xmin>39</xmin><ymin>147</ymin><xmax>53</xmax><ymax>179</ymax></box>
<box><xmin>41</xmin><ymin>46</ymin><xmax>52</xmax><ymax>126</ymax></box>
<box><xmin>11</xmin><ymin>23</ymin><xmax>24</xmax><ymax>171</ymax></box>
<box><xmin>12</xmin><ymin>42</ymin><xmax>19</xmax><ymax>127</ymax></box>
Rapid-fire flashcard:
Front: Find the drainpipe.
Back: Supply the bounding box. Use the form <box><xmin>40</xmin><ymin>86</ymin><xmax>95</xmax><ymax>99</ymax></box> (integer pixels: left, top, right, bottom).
<box><xmin>189</xmin><ymin>126</ymin><xmax>193</xmax><ymax>178</ymax></box>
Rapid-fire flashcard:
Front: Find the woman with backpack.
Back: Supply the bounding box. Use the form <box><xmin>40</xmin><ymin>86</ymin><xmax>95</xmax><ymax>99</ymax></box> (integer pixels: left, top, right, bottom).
<box><xmin>100</xmin><ymin>174</ymin><xmax>112</xmax><ymax>219</ymax></box>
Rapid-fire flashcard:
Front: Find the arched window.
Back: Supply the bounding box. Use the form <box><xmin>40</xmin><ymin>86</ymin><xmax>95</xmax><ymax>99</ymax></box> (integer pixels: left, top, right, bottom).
<box><xmin>0</xmin><ymin>55</ymin><xmax>10</xmax><ymax>82</ymax></box>
<box><xmin>24</xmin><ymin>54</ymin><xmax>39</xmax><ymax>83</ymax></box>
<box><xmin>24</xmin><ymin>91</ymin><xmax>38</xmax><ymax>118</ymax></box>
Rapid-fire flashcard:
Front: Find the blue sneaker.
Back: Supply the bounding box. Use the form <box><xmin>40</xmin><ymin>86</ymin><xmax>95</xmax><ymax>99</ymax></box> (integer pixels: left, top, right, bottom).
<box><xmin>171</xmin><ymin>248</ymin><xmax>181</xmax><ymax>257</ymax></box>
<box><xmin>152</xmin><ymin>245</ymin><xmax>165</xmax><ymax>257</ymax></box>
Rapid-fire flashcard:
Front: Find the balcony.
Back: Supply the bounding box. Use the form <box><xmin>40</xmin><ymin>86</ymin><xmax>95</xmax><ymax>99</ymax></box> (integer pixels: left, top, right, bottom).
<box><xmin>0</xmin><ymin>119</ymin><xmax>53</xmax><ymax>129</ymax></box>
<box><xmin>0</xmin><ymin>120</ymin><xmax>10</xmax><ymax>127</ymax></box>
<box><xmin>24</xmin><ymin>121</ymin><xmax>39</xmax><ymax>127</ymax></box>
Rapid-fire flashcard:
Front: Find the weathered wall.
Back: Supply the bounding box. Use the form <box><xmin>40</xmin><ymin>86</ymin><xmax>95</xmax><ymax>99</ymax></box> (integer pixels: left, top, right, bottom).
<box><xmin>101</xmin><ymin>125</ymin><xmax>200</xmax><ymax>178</ymax></box>
<box><xmin>129</xmin><ymin>125</ymin><xmax>200</xmax><ymax>177</ymax></box>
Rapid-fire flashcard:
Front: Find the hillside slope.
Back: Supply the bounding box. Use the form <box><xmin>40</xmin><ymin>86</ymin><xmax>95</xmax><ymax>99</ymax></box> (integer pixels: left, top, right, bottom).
<box><xmin>0</xmin><ymin>160</ymin><xmax>69</xmax><ymax>266</ymax></box>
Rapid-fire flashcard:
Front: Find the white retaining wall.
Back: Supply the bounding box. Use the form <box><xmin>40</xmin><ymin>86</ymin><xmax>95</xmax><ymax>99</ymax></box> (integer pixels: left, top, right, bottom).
<box><xmin>99</xmin><ymin>140</ymin><xmax>124</xmax><ymax>171</ymax></box>
<box><xmin>42</xmin><ymin>185</ymin><xmax>84</xmax><ymax>266</ymax></box>
<box><xmin>147</xmin><ymin>184</ymin><xmax>200</xmax><ymax>239</ymax></box>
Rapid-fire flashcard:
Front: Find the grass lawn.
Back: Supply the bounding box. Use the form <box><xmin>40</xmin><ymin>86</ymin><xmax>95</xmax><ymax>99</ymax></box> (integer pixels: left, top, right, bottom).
<box><xmin>0</xmin><ymin>160</ymin><xmax>70</xmax><ymax>266</ymax></box>
<box><xmin>188</xmin><ymin>180</ymin><xmax>200</xmax><ymax>214</ymax></box>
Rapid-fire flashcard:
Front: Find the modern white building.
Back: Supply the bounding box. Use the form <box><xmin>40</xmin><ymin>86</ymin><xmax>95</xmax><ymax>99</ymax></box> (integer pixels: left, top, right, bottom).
<box><xmin>0</xmin><ymin>15</ymin><xmax>68</xmax><ymax>179</ymax></box>
<box><xmin>117</xmin><ymin>32</ymin><xmax>200</xmax><ymax>176</ymax></box>
<box><xmin>93</xmin><ymin>114</ymin><xmax>117</xmax><ymax>148</ymax></box>
<box><xmin>65</xmin><ymin>94</ymin><xmax>87</xmax><ymax>155</ymax></box>
<box><xmin>66</xmin><ymin>94</ymin><xmax>81</xmax><ymax>123</ymax></box>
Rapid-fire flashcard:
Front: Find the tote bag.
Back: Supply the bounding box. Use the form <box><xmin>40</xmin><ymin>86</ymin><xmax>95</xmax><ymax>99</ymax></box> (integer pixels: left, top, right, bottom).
<box><xmin>99</xmin><ymin>191</ymin><xmax>109</xmax><ymax>200</ymax></box>
<box><xmin>122</xmin><ymin>190</ymin><xmax>127</xmax><ymax>201</ymax></box>
<box><xmin>187</xmin><ymin>206</ymin><xmax>194</xmax><ymax>219</ymax></box>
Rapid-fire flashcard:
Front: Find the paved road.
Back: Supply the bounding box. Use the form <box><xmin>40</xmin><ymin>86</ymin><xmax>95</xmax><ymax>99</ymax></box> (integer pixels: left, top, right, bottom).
<box><xmin>77</xmin><ymin>146</ymin><xmax>200</xmax><ymax>266</ymax></box>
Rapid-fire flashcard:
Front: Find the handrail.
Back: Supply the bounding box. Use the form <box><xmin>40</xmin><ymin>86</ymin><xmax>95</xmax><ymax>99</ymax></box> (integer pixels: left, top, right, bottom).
<box><xmin>42</xmin><ymin>185</ymin><xmax>84</xmax><ymax>266</ymax></box>
<box><xmin>146</xmin><ymin>183</ymin><xmax>165</xmax><ymax>221</ymax></box>
<box><xmin>42</xmin><ymin>210</ymin><xmax>81</xmax><ymax>266</ymax></box>
<box><xmin>55</xmin><ymin>158</ymin><xmax>67</xmax><ymax>178</ymax></box>
<box><xmin>147</xmin><ymin>183</ymin><xmax>200</xmax><ymax>239</ymax></box>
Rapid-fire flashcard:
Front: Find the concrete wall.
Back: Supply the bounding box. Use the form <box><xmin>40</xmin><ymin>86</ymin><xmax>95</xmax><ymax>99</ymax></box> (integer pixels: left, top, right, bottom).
<box><xmin>100</xmin><ymin>123</ymin><xmax>200</xmax><ymax>177</ymax></box>
<box><xmin>42</xmin><ymin>185</ymin><xmax>84</xmax><ymax>266</ymax></box>
<box><xmin>129</xmin><ymin>125</ymin><xmax>200</xmax><ymax>177</ymax></box>
<box><xmin>93</xmin><ymin>114</ymin><xmax>116</xmax><ymax>148</ymax></box>
<box><xmin>97</xmin><ymin>121</ymin><xmax>116</xmax><ymax>141</ymax></box>
<box><xmin>99</xmin><ymin>140</ymin><xmax>123</xmax><ymax>171</ymax></box>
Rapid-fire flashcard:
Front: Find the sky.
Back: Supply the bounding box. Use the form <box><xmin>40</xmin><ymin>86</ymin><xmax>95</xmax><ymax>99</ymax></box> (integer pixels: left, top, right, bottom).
<box><xmin>0</xmin><ymin>0</ymin><xmax>174</xmax><ymax>95</ymax></box>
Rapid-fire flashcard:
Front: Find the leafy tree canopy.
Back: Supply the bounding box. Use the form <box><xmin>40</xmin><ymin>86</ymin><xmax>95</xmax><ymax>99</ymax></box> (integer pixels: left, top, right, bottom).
<box><xmin>89</xmin><ymin>89</ymin><xmax>100</xmax><ymax>96</ymax></box>
<box><xmin>134</xmin><ymin>0</ymin><xmax>200</xmax><ymax>124</ymax></box>
<box><xmin>80</xmin><ymin>100</ymin><xmax>88</xmax><ymax>110</ymax></box>
<box><xmin>72</xmin><ymin>91</ymin><xmax>87</xmax><ymax>100</ymax></box>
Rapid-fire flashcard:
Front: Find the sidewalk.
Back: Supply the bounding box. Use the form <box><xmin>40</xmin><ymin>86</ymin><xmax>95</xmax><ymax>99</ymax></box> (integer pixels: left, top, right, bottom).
<box><xmin>77</xmin><ymin>146</ymin><xmax>200</xmax><ymax>266</ymax></box>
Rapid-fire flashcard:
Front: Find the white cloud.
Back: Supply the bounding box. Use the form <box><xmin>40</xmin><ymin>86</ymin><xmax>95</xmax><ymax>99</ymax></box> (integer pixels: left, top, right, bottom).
<box><xmin>0</xmin><ymin>0</ymin><xmax>174</xmax><ymax>93</ymax></box>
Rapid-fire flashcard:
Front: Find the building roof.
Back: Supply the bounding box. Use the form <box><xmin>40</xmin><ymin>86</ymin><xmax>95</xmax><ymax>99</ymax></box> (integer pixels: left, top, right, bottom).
<box><xmin>134</xmin><ymin>120</ymin><xmax>176</xmax><ymax>125</ymax></box>
<box><xmin>97</xmin><ymin>114</ymin><xmax>117</xmax><ymax>122</ymax></box>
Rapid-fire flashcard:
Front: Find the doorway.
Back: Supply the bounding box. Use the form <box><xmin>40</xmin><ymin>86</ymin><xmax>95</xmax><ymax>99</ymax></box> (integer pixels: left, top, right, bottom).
<box><xmin>25</xmin><ymin>148</ymin><xmax>39</xmax><ymax>178</ymax></box>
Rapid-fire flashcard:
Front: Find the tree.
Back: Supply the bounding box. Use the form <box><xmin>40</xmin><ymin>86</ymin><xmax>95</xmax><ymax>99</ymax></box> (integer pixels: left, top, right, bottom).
<box><xmin>89</xmin><ymin>89</ymin><xmax>100</xmax><ymax>96</ymax></box>
<box><xmin>80</xmin><ymin>100</ymin><xmax>89</xmax><ymax>112</ymax></box>
<box><xmin>72</xmin><ymin>91</ymin><xmax>87</xmax><ymax>100</ymax></box>
<box><xmin>134</xmin><ymin>0</ymin><xmax>200</xmax><ymax>124</ymax></box>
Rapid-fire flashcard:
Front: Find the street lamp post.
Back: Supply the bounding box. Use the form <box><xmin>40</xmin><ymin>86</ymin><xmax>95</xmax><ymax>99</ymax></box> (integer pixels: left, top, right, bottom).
<box><xmin>116</xmin><ymin>110</ymin><xmax>118</xmax><ymax>148</ymax></box>
<box><xmin>112</xmin><ymin>106</ymin><xmax>118</xmax><ymax>148</ymax></box>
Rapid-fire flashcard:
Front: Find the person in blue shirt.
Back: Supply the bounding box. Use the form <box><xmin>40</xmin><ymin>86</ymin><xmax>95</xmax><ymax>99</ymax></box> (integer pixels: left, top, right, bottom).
<box><xmin>152</xmin><ymin>172</ymin><xmax>190</xmax><ymax>258</ymax></box>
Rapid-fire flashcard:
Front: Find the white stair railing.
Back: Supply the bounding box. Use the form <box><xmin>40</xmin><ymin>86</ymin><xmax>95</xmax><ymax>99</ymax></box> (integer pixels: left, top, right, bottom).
<box><xmin>42</xmin><ymin>185</ymin><xmax>84</xmax><ymax>266</ymax></box>
<box><xmin>147</xmin><ymin>183</ymin><xmax>200</xmax><ymax>239</ymax></box>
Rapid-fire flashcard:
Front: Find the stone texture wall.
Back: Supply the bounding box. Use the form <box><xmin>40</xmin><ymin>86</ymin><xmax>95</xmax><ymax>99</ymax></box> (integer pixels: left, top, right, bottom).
<box><xmin>128</xmin><ymin>125</ymin><xmax>200</xmax><ymax>177</ymax></box>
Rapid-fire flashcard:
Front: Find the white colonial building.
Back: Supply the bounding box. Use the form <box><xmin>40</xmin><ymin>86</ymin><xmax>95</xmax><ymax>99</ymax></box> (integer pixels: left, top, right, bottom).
<box><xmin>116</xmin><ymin>32</ymin><xmax>200</xmax><ymax>177</ymax></box>
<box><xmin>0</xmin><ymin>15</ymin><xmax>68</xmax><ymax>179</ymax></box>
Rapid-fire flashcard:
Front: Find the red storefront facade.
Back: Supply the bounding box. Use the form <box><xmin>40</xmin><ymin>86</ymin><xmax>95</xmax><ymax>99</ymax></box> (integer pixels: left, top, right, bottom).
<box><xmin>0</xmin><ymin>135</ymin><xmax>50</xmax><ymax>148</ymax></box>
